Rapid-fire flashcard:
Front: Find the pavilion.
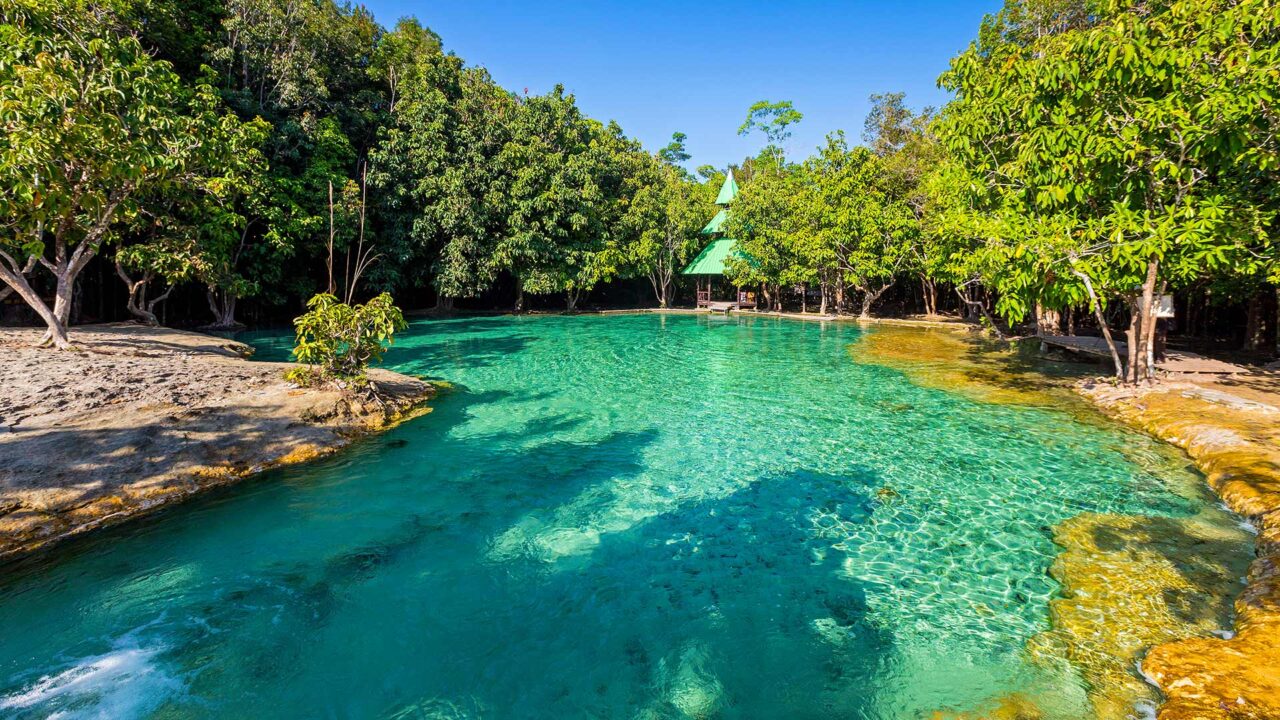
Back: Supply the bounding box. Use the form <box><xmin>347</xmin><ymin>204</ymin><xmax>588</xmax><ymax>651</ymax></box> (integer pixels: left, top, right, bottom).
<box><xmin>682</xmin><ymin>170</ymin><xmax>756</xmax><ymax>310</ymax></box>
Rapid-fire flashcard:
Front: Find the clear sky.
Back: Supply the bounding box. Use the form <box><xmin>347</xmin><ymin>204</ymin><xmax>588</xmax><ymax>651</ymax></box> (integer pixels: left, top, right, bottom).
<box><xmin>358</xmin><ymin>1</ymin><xmax>1002</xmax><ymax>170</ymax></box>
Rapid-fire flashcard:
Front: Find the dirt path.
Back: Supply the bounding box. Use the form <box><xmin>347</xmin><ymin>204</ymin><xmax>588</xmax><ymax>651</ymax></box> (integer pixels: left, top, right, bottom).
<box><xmin>0</xmin><ymin>323</ymin><xmax>434</xmax><ymax>564</ymax></box>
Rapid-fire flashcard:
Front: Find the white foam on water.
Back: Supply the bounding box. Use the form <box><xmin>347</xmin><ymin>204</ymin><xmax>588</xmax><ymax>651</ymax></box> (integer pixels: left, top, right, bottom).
<box><xmin>0</xmin><ymin>635</ymin><xmax>182</xmax><ymax>719</ymax></box>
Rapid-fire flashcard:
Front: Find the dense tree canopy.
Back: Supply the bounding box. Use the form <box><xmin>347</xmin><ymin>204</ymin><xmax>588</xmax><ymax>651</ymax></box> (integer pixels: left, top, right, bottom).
<box><xmin>937</xmin><ymin>0</ymin><xmax>1279</xmax><ymax>379</ymax></box>
<box><xmin>1</xmin><ymin>0</ymin><xmax>1275</xmax><ymax>380</ymax></box>
<box><xmin>0</xmin><ymin>0</ymin><xmax>268</xmax><ymax>345</ymax></box>
<box><xmin>0</xmin><ymin>0</ymin><xmax>717</xmax><ymax>340</ymax></box>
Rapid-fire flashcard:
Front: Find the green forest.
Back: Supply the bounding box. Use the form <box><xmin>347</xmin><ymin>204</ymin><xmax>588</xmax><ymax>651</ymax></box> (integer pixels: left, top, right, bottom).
<box><xmin>1</xmin><ymin>0</ymin><xmax>1278</xmax><ymax>384</ymax></box>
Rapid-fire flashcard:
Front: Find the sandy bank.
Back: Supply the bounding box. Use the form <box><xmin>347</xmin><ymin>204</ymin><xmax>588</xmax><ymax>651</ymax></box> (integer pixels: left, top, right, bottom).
<box><xmin>0</xmin><ymin>323</ymin><xmax>435</xmax><ymax>564</ymax></box>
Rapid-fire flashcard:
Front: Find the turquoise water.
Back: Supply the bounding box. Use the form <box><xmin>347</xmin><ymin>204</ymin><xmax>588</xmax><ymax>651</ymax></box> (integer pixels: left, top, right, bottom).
<box><xmin>0</xmin><ymin>314</ymin><xmax>1216</xmax><ymax>718</ymax></box>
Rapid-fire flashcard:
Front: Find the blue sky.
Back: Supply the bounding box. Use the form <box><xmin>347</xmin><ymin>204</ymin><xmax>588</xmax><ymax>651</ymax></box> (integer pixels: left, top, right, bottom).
<box><xmin>359</xmin><ymin>1</ymin><xmax>1001</xmax><ymax>170</ymax></box>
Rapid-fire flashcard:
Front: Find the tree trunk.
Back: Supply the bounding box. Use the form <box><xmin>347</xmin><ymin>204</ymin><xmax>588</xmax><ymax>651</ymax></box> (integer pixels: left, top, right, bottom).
<box><xmin>0</xmin><ymin>256</ymin><xmax>37</xmax><ymax>303</ymax></box>
<box><xmin>0</xmin><ymin>260</ymin><xmax>70</xmax><ymax>349</ymax></box>
<box><xmin>1035</xmin><ymin>303</ymin><xmax>1061</xmax><ymax>336</ymax></box>
<box><xmin>1133</xmin><ymin>260</ymin><xmax>1160</xmax><ymax>383</ymax></box>
<box><xmin>858</xmin><ymin>282</ymin><xmax>894</xmax><ymax>319</ymax></box>
<box><xmin>1071</xmin><ymin>267</ymin><xmax>1124</xmax><ymax>380</ymax></box>
<box><xmin>954</xmin><ymin>284</ymin><xmax>1006</xmax><ymax>340</ymax></box>
<box><xmin>1243</xmin><ymin>288</ymin><xmax>1275</xmax><ymax>354</ymax></box>
<box><xmin>115</xmin><ymin>261</ymin><xmax>161</xmax><ymax>325</ymax></box>
<box><xmin>434</xmin><ymin>295</ymin><xmax>455</xmax><ymax>313</ymax></box>
<box><xmin>1126</xmin><ymin>304</ymin><xmax>1141</xmax><ymax>384</ymax></box>
<box><xmin>34</xmin><ymin>267</ymin><xmax>79</xmax><ymax>348</ymax></box>
<box><xmin>920</xmin><ymin>275</ymin><xmax>937</xmax><ymax>316</ymax></box>
<box><xmin>801</xmin><ymin>282</ymin><xmax>807</xmax><ymax>314</ymax></box>
<box><xmin>1246</xmin><ymin>294</ymin><xmax>1262</xmax><ymax>351</ymax></box>
<box><xmin>206</xmin><ymin>286</ymin><xmax>241</xmax><ymax>329</ymax></box>
<box><xmin>1266</xmin><ymin>288</ymin><xmax>1280</xmax><ymax>357</ymax></box>
<box><xmin>649</xmin><ymin>270</ymin><xmax>671</xmax><ymax>309</ymax></box>
<box><xmin>513</xmin><ymin>278</ymin><xmax>525</xmax><ymax>313</ymax></box>
<box><xmin>566</xmin><ymin>287</ymin><xmax>584</xmax><ymax>313</ymax></box>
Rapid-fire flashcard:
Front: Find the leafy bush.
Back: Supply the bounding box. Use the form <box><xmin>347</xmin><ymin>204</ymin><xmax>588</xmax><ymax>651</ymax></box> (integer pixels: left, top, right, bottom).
<box><xmin>286</xmin><ymin>293</ymin><xmax>407</xmax><ymax>387</ymax></box>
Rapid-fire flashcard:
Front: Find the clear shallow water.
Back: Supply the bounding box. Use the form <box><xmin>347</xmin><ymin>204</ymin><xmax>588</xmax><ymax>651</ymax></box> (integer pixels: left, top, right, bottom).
<box><xmin>0</xmin><ymin>314</ymin><xmax>1219</xmax><ymax>718</ymax></box>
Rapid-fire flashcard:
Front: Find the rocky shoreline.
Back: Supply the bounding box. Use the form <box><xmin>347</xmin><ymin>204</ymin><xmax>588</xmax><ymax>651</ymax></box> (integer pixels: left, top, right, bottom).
<box><xmin>0</xmin><ymin>323</ymin><xmax>435</xmax><ymax>565</ymax></box>
<box><xmin>1079</xmin><ymin>380</ymin><xmax>1280</xmax><ymax>720</ymax></box>
<box><xmin>851</xmin><ymin>323</ymin><xmax>1278</xmax><ymax>719</ymax></box>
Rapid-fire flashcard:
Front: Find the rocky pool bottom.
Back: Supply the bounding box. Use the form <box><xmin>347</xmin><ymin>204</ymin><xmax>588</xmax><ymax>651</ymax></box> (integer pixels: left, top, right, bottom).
<box><xmin>1079</xmin><ymin>380</ymin><xmax>1280</xmax><ymax>720</ymax></box>
<box><xmin>0</xmin><ymin>314</ymin><xmax>1265</xmax><ymax>719</ymax></box>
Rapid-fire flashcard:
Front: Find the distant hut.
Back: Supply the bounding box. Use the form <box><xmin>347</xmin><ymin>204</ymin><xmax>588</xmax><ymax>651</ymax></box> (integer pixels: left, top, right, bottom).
<box><xmin>682</xmin><ymin>170</ymin><xmax>756</xmax><ymax>310</ymax></box>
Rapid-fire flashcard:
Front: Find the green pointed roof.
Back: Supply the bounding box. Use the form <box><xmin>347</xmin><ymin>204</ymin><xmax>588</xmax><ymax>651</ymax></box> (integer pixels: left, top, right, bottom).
<box><xmin>682</xmin><ymin>237</ymin><xmax>750</xmax><ymax>275</ymax></box>
<box><xmin>701</xmin><ymin>208</ymin><xmax>729</xmax><ymax>235</ymax></box>
<box><xmin>715</xmin><ymin>170</ymin><xmax>739</xmax><ymax>206</ymax></box>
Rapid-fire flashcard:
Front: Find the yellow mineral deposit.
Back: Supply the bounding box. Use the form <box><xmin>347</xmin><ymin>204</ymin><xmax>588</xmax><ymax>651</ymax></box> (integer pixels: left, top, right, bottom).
<box><xmin>1084</xmin><ymin>383</ymin><xmax>1280</xmax><ymax>720</ymax></box>
<box><xmin>850</xmin><ymin>325</ymin><xmax>1086</xmax><ymax>409</ymax></box>
<box><xmin>1028</xmin><ymin>511</ymin><xmax>1251</xmax><ymax>718</ymax></box>
<box><xmin>864</xmin><ymin>325</ymin><xmax>1278</xmax><ymax>720</ymax></box>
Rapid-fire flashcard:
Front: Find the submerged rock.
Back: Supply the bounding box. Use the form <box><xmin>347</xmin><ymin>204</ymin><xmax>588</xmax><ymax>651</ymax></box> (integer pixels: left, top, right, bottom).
<box><xmin>849</xmin><ymin>325</ymin><xmax>1084</xmax><ymax>408</ymax></box>
<box><xmin>1082</xmin><ymin>382</ymin><xmax>1280</xmax><ymax>719</ymax></box>
<box><xmin>1028</xmin><ymin>511</ymin><xmax>1251</xmax><ymax>719</ymax></box>
<box><xmin>928</xmin><ymin>693</ymin><xmax>1046</xmax><ymax>719</ymax></box>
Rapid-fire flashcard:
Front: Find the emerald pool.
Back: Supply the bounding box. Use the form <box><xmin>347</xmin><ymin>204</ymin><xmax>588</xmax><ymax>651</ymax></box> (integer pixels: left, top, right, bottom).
<box><xmin>0</xmin><ymin>314</ymin><xmax>1232</xmax><ymax>718</ymax></box>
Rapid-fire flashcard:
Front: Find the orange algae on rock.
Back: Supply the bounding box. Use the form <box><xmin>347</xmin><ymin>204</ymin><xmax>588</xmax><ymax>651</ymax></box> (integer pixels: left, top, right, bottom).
<box><xmin>849</xmin><ymin>325</ymin><xmax>1091</xmax><ymax>409</ymax></box>
<box><xmin>1027</xmin><ymin>511</ymin><xmax>1251</xmax><ymax>719</ymax></box>
<box><xmin>1082</xmin><ymin>382</ymin><xmax>1280</xmax><ymax>720</ymax></box>
<box><xmin>857</xmin><ymin>326</ymin><xmax>1268</xmax><ymax>719</ymax></box>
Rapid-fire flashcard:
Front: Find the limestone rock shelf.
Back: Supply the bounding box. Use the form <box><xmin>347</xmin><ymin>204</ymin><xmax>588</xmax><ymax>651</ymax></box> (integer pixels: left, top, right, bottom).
<box><xmin>0</xmin><ymin>323</ymin><xmax>434</xmax><ymax>564</ymax></box>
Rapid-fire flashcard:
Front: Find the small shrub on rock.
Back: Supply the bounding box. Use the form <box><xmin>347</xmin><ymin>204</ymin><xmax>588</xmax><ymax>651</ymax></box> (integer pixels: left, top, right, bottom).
<box><xmin>287</xmin><ymin>293</ymin><xmax>407</xmax><ymax>389</ymax></box>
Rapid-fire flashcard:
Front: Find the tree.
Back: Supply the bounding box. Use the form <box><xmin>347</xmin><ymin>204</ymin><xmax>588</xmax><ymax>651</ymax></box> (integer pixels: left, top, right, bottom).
<box><xmin>738</xmin><ymin>100</ymin><xmax>803</xmax><ymax>169</ymax></box>
<box><xmin>723</xmin><ymin>164</ymin><xmax>803</xmax><ymax>312</ymax></box>
<box><xmin>723</xmin><ymin>133</ymin><xmax>917</xmax><ymax>317</ymax></box>
<box><xmin>658</xmin><ymin>132</ymin><xmax>692</xmax><ymax>167</ymax></box>
<box><xmin>368</xmin><ymin>17</ymin><xmax>442</xmax><ymax>114</ymax></box>
<box><xmin>938</xmin><ymin>0</ymin><xmax>1279</xmax><ymax>381</ymax></box>
<box><xmin>0</xmin><ymin>1</ymin><xmax>250</xmax><ymax>347</ymax></box>
<box><xmin>286</xmin><ymin>292</ymin><xmax>407</xmax><ymax>388</ymax></box>
<box><xmin>370</xmin><ymin>56</ymin><xmax>516</xmax><ymax>307</ymax></box>
<box><xmin>621</xmin><ymin>159</ymin><xmax>710</xmax><ymax>307</ymax></box>
<box><xmin>492</xmin><ymin>87</ymin><xmax>629</xmax><ymax>311</ymax></box>
<box><xmin>825</xmin><ymin>141</ymin><xmax>915</xmax><ymax>318</ymax></box>
<box><xmin>863</xmin><ymin>93</ymin><xmax>947</xmax><ymax>315</ymax></box>
<box><xmin>215</xmin><ymin>0</ymin><xmax>377</xmax><ymax>119</ymax></box>
<box><xmin>108</xmin><ymin>81</ymin><xmax>273</xmax><ymax>328</ymax></box>
<box><xmin>914</xmin><ymin>159</ymin><xmax>988</xmax><ymax>318</ymax></box>
<box><xmin>862</xmin><ymin>92</ymin><xmax>916</xmax><ymax>157</ymax></box>
<box><xmin>211</xmin><ymin>0</ymin><xmax>382</xmax><ymax>316</ymax></box>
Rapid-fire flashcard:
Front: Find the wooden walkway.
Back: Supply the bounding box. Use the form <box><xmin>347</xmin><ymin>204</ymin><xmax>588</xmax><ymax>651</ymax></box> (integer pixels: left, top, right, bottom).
<box><xmin>1040</xmin><ymin>335</ymin><xmax>1248</xmax><ymax>374</ymax></box>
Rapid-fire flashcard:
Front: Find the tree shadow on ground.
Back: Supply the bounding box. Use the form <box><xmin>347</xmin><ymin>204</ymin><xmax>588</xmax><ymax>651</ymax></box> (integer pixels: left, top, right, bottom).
<box><xmin>0</xmin><ymin>405</ymin><xmax>336</xmax><ymax>521</ymax></box>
